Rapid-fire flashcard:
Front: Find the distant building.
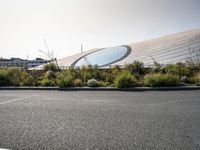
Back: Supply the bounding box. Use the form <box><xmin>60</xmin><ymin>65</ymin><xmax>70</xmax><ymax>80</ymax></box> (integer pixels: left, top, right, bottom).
<box><xmin>0</xmin><ymin>57</ymin><xmax>52</xmax><ymax>69</ymax></box>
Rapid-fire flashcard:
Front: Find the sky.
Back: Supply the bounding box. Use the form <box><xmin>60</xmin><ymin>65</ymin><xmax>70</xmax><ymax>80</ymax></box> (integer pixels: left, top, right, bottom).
<box><xmin>0</xmin><ymin>0</ymin><xmax>200</xmax><ymax>59</ymax></box>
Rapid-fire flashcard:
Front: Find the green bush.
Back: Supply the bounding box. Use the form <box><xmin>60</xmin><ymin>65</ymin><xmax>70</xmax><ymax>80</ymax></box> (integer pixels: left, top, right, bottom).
<box><xmin>98</xmin><ymin>81</ymin><xmax>110</xmax><ymax>87</ymax></box>
<box><xmin>143</xmin><ymin>73</ymin><xmax>180</xmax><ymax>87</ymax></box>
<box><xmin>188</xmin><ymin>73</ymin><xmax>200</xmax><ymax>85</ymax></box>
<box><xmin>57</xmin><ymin>73</ymin><xmax>73</xmax><ymax>88</ymax></box>
<box><xmin>126</xmin><ymin>61</ymin><xmax>145</xmax><ymax>75</ymax></box>
<box><xmin>7</xmin><ymin>68</ymin><xmax>22</xmax><ymax>86</ymax></box>
<box><xmin>0</xmin><ymin>68</ymin><xmax>23</xmax><ymax>86</ymax></box>
<box><xmin>0</xmin><ymin>61</ymin><xmax>198</xmax><ymax>88</ymax></box>
<box><xmin>73</xmin><ymin>79</ymin><xmax>83</xmax><ymax>87</ymax></box>
<box><xmin>105</xmin><ymin>73</ymin><xmax>114</xmax><ymax>84</ymax></box>
<box><xmin>164</xmin><ymin>63</ymin><xmax>188</xmax><ymax>76</ymax></box>
<box><xmin>0</xmin><ymin>69</ymin><xmax>9</xmax><ymax>86</ymax></box>
<box><xmin>164</xmin><ymin>64</ymin><xmax>179</xmax><ymax>75</ymax></box>
<box><xmin>90</xmin><ymin>65</ymin><xmax>102</xmax><ymax>80</ymax></box>
<box><xmin>44</xmin><ymin>63</ymin><xmax>58</xmax><ymax>72</ymax></box>
<box><xmin>106</xmin><ymin>65</ymin><xmax>122</xmax><ymax>83</ymax></box>
<box><xmin>20</xmin><ymin>71</ymin><xmax>33</xmax><ymax>86</ymax></box>
<box><xmin>79</xmin><ymin>65</ymin><xmax>91</xmax><ymax>84</ymax></box>
<box><xmin>28</xmin><ymin>70</ymin><xmax>44</xmax><ymax>86</ymax></box>
<box><xmin>186</xmin><ymin>61</ymin><xmax>200</xmax><ymax>75</ymax></box>
<box><xmin>44</xmin><ymin>70</ymin><xmax>56</xmax><ymax>79</ymax></box>
<box><xmin>39</xmin><ymin>78</ymin><xmax>56</xmax><ymax>86</ymax></box>
<box><xmin>114</xmin><ymin>71</ymin><xmax>137</xmax><ymax>88</ymax></box>
<box><xmin>87</xmin><ymin>79</ymin><xmax>99</xmax><ymax>87</ymax></box>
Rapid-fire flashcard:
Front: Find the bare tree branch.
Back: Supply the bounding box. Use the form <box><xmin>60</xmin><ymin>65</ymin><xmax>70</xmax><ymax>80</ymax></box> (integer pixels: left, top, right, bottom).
<box><xmin>38</xmin><ymin>39</ymin><xmax>59</xmax><ymax>69</ymax></box>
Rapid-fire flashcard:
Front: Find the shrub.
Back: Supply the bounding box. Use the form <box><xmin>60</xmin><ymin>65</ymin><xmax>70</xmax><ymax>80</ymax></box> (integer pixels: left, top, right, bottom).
<box><xmin>44</xmin><ymin>63</ymin><xmax>58</xmax><ymax>72</ymax></box>
<box><xmin>29</xmin><ymin>70</ymin><xmax>44</xmax><ymax>86</ymax></box>
<box><xmin>164</xmin><ymin>64</ymin><xmax>178</xmax><ymax>75</ymax></box>
<box><xmin>90</xmin><ymin>65</ymin><xmax>101</xmax><ymax>80</ymax></box>
<box><xmin>107</xmin><ymin>65</ymin><xmax>122</xmax><ymax>83</ymax></box>
<box><xmin>105</xmin><ymin>73</ymin><xmax>114</xmax><ymax>84</ymax></box>
<box><xmin>136</xmin><ymin>79</ymin><xmax>145</xmax><ymax>87</ymax></box>
<box><xmin>7</xmin><ymin>68</ymin><xmax>22</xmax><ymax>86</ymax></box>
<box><xmin>80</xmin><ymin>65</ymin><xmax>89</xmax><ymax>83</ymax></box>
<box><xmin>20</xmin><ymin>71</ymin><xmax>33</xmax><ymax>86</ymax></box>
<box><xmin>57</xmin><ymin>69</ymin><xmax>75</xmax><ymax>87</ymax></box>
<box><xmin>87</xmin><ymin>79</ymin><xmax>99</xmax><ymax>87</ymax></box>
<box><xmin>152</xmin><ymin>60</ymin><xmax>162</xmax><ymax>73</ymax></box>
<box><xmin>186</xmin><ymin>60</ymin><xmax>200</xmax><ymax>75</ymax></box>
<box><xmin>114</xmin><ymin>71</ymin><xmax>137</xmax><ymax>88</ymax></box>
<box><xmin>0</xmin><ymin>69</ymin><xmax>9</xmax><ymax>86</ymax></box>
<box><xmin>126</xmin><ymin>61</ymin><xmax>145</xmax><ymax>75</ymax></box>
<box><xmin>73</xmin><ymin>79</ymin><xmax>83</xmax><ymax>87</ymax></box>
<box><xmin>45</xmin><ymin>70</ymin><xmax>56</xmax><ymax>79</ymax></box>
<box><xmin>98</xmin><ymin>81</ymin><xmax>110</xmax><ymax>87</ymax></box>
<box><xmin>188</xmin><ymin>73</ymin><xmax>200</xmax><ymax>85</ymax></box>
<box><xmin>0</xmin><ymin>68</ymin><xmax>23</xmax><ymax>86</ymax></box>
<box><xmin>164</xmin><ymin>63</ymin><xmax>188</xmax><ymax>76</ymax></box>
<box><xmin>176</xmin><ymin>62</ymin><xmax>189</xmax><ymax>76</ymax></box>
<box><xmin>111</xmin><ymin>65</ymin><xmax>121</xmax><ymax>75</ymax></box>
<box><xmin>39</xmin><ymin>78</ymin><xmax>56</xmax><ymax>86</ymax></box>
<box><xmin>57</xmin><ymin>74</ymin><xmax>73</xmax><ymax>88</ymax></box>
<box><xmin>143</xmin><ymin>73</ymin><xmax>180</xmax><ymax>87</ymax></box>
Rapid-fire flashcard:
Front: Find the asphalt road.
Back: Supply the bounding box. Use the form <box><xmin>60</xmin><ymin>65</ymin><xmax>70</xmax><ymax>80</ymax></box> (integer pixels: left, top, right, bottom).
<box><xmin>0</xmin><ymin>90</ymin><xmax>200</xmax><ymax>150</ymax></box>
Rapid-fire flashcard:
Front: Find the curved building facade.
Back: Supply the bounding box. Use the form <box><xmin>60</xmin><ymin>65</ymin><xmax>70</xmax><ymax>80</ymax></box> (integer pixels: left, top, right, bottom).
<box><xmin>57</xmin><ymin>28</ymin><xmax>200</xmax><ymax>68</ymax></box>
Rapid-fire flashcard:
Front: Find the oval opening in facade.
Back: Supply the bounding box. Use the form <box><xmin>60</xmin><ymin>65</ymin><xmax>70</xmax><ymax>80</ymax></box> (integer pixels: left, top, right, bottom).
<box><xmin>72</xmin><ymin>46</ymin><xmax>131</xmax><ymax>67</ymax></box>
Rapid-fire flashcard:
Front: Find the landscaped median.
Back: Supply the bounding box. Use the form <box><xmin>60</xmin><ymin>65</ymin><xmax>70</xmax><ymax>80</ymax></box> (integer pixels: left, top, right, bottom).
<box><xmin>0</xmin><ymin>61</ymin><xmax>200</xmax><ymax>89</ymax></box>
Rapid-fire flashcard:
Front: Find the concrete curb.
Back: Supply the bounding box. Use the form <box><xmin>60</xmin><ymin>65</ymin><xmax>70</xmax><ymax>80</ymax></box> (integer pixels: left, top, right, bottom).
<box><xmin>0</xmin><ymin>86</ymin><xmax>200</xmax><ymax>91</ymax></box>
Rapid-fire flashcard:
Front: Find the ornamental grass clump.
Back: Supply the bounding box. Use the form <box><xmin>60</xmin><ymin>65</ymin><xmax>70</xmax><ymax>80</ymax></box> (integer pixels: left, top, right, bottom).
<box><xmin>114</xmin><ymin>71</ymin><xmax>137</xmax><ymax>88</ymax></box>
<box><xmin>143</xmin><ymin>73</ymin><xmax>180</xmax><ymax>87</ymax></box>
<box><xmin>57</xmin><ymin>75</ymin><xmax>73</xmax><ymax>87</ymax></box>
<box><xmin>57</xmin><ymin>70</ymin><xmax>74</xmax><ymax>87</ymax></box>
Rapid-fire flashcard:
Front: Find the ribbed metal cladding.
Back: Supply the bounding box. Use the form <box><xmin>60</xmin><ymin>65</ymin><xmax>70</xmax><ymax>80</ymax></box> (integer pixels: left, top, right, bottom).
<box><xmin>57</xmin><ymin>28</ymin><xmax>200</xmax><ymax>68</ymax></box>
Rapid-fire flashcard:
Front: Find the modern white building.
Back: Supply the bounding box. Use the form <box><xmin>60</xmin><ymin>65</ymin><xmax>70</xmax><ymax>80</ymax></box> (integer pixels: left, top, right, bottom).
<box><xmin>56</xmin><ymin>28</ymin><xmax>200</xmax><ymax>68</ymax></box>
<box><xmin>0</xmin><ymin>58</ymin><xmax>51</xmax><ymax>69</ymax></box>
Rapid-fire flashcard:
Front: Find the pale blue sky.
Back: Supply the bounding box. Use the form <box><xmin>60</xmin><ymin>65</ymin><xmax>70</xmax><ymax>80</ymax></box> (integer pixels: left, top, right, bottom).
<box><xmin>0</xmin><ymin>0</ymin><xmax>200</xmax><ymax>59</ymax></box>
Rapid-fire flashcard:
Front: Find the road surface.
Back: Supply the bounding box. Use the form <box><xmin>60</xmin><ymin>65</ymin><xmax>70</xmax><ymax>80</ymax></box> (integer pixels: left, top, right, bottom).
<box><xmin>0</xmin><ymin>90</ymin><xmax>200</xmax><ymax>150</ymax></box>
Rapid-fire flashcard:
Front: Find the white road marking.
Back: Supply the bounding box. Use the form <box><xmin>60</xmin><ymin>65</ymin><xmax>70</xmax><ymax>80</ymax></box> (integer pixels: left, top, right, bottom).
<box><xmin>148</xmin><ymin>99</ymin><xmax>196</xmax><ymax>106</ymax></box>
<box><xmin>0</xmin><ymin>95</ymin><xmax>35</xmax><ymax>106</ymax></box>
